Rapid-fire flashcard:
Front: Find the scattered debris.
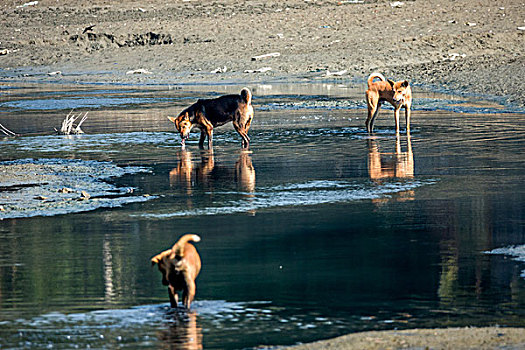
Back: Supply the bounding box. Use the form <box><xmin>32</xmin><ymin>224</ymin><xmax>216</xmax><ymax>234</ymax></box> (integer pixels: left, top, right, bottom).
<box><xmin>518</xmin><ymin>27</ymin><xmax>525</xmax><ymax>31</ymax></box>
<box><xmin>390</xmin><ymin>1</ymin><xmax>404</xmax><ymax>8</ymax></box>
<box><xmin>244</xmin><ymin>67</ymin><xmax>272</xmax><ymax>73</ymax></box>
<box><xmin>465</xmin><ymin>22</ymin><xmax>477</xmax><ymax>26</ymax></box>
<box><xmin>69</xmin><ymin>32</ymin><xmax>173</xmax><ymax>51</ymax></box>
<box><xmin>251</xmin><ymin>52</ymin><xmax>280</xmax><ymax>61</ymax></box>
<box><xmin>337</xmin><ymin>0</ymin><xmax>364</xmax><ymax>4</ymax></box>
<box><xmin>55</xmin><ymin>110</ymin><xmax>89</xmax><ymax>135</ymax></box>
<box><xmin>35</xmin><ymin>195</ymin><xmax>48</xmax><ymax>201</ymax></box>
<box><xmin>447</xmin><ymin>53</ymin><xmax>466</xmax><ymax>61</ymax></box>
<box><xmin>326</xmin><ymin>69</ymin><xmax>348</xmax><ymax>77</ymax></box>
<box><xmin>80</xmin><ymin>191</ymin><xmax>91</xmax><ymax>200</ymax></box>
<box><xmin>48</xmin><ymin>71</ymin><xmax>62</xmax><ymax>76</ymax></box>
<box><xmin>138</xmin><ymin>7</ymin><xmax>146</xmax><ymax>12</ymax></box>
<box><xmin>82</xmin><ymin>25</ymin><xmax>96</xmax><ymax>34</ymax></box>
<box><xmin>16</xmin><ymin>1</ymin><xmax>38</xmax><ymax>8</ymax></box>
<box><xmin>58</xmin><ymin>187</ymin><xmax>75</xmax><ymax>194</ymax></box>
<box><xmin>126</xmin><ymin>68</ymin><xmax>152</xmax><ymax>75</ymax></box>
<box><xmin>0</xmin><ymin>123</ymin><xmax>17</xmax><ymax>137</ymax></box>
<box><xmin>0</xmin><ymin>49</ymin><xmax>10</xmax><ymax>56</ymax></box>
<box><xmin>211</xmin><ymin>66</ymin><xmax>228</xmax><ymax>73</ymax></box>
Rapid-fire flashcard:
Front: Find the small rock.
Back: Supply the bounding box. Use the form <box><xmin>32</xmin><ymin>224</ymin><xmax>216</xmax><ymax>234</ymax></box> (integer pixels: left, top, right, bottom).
<box><xmin>80</xmin><ymin>191</ymin><xmax>90</xmax><ymax>200</ymax></box>
<box><xmin>58</xmin><ymin>187</ymin><xmax>74</xmax><ymax>193</ymax></box>
<box><xmin>211</xmin><ymin>66</ymin><xmax>227</xmax><ymax>73</ymax></box>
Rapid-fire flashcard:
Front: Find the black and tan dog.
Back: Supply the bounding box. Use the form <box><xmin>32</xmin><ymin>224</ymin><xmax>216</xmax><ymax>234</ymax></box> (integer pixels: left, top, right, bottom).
<box><xmin>151</xmin><ymin>234</ymin><xmax>201</xmax><ymax>309</ymax></box>
<box><xmin>365</xmin><ymin>72</ymin><xmax>412</xmax><ymax>133</ymax></box>
<box><xmin>168</xmin><ymin>88</ymin><xmax>254</xmax><ymax>149</ymax></box>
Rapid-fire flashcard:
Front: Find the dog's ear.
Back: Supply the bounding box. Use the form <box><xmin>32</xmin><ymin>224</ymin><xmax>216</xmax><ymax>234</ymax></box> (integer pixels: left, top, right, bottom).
<box><xmin>151</xmin><ymin>256</ymin><xmax>159</xmax><ymax>267</ymax></box>
<box><xmin>167</xmin><ymin>116</ymin><xmax>177</xmax><ymax>123</ymax></box>
<box><xmin>387</xmin><ymin>79</ymin><xmax>395</xmax><ymax>88</ymax></box>
<box><xmin>401</xmin><ymin>80</ymin><xmax>409</xmax><ymax>88</ymax></box>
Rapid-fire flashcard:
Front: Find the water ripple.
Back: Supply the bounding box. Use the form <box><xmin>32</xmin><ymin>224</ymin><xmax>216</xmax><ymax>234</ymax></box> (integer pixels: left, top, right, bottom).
<box><xmin>139</xmin><ymin>179</ymin><xmax>436</xmax><ymax>218</ymax></box>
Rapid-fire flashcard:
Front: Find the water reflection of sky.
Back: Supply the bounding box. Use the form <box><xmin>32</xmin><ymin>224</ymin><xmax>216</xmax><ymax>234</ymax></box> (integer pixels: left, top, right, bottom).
<box><xmin>0</xmin><ymin>82</ymin><xmax>524</xmax><ymax>349</ymax></box>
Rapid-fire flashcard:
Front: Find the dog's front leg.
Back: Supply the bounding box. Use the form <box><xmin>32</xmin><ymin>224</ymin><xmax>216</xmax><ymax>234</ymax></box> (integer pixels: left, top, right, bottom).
<box><xmin>168</xmin><ymin>285</ymin><xmax>179</xmax><ymax>308</ymax></box>
<box><xmin>198</xmin><ymin>130</ymin><xmax>206</xmax><ymax>149</ymax></box>
<box><xmin>394</xmin><ymin>107</ymin><xmax>401</xmax><ymax>134</ymax></box>
<box><xmin>233</xmin><ymin>121</ymin><xmax>250</xmax><ymax>148</ymax></box>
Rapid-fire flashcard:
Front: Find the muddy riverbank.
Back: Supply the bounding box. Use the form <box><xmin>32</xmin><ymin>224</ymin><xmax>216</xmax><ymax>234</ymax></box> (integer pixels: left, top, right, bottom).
<box><xmin>0</xmin><ymin>0</ymin><xmax>524</xmax><ymax>107</ymax></box>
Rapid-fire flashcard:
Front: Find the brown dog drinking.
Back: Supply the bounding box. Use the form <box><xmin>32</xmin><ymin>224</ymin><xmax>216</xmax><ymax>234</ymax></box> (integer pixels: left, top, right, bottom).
<box><xmin>168</xmin><ymin>88</ymin><xmax>254</xmax><ymax>149</ymax></box>
<box><xmin>365</xmin><ymin>72</ymin><xmax>412</xmax><ymax>133</ymax></box>
<box><xmin>151</xmin><ymin>234</ymin><xmax>202</xmax><ymax>309</ymax></box>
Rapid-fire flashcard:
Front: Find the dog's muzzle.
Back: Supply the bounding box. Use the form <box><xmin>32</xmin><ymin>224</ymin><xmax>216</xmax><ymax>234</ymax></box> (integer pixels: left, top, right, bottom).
<box><xmin>393</xmin><ymin>97</ymin><xmax>404</xmax><ymax>104</ymax></box>
<box><xmin>180</xmin><ymin>134</ymin><xmax>188</xmax><ymax>146</ymax></box>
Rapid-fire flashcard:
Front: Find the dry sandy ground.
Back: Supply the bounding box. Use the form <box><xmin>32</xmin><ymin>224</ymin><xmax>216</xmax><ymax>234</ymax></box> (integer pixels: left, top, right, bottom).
<box><xmin>1</xmin><ymin>0</ymin><xmax>525</xmax><ymax>348</ymax></box>
<box><xmin>1</xmin><ymin>0</ymin><xmax>524</xmax><ymax>106</ymax></box>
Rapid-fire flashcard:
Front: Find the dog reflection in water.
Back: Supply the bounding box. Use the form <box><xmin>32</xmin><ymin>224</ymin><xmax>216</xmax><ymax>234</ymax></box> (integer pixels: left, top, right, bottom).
<box><xmin>169</xmin><ymin>150</ymin><xmax>256</xmax><ymax>198</ymax></box>
<box><xmin>368</xmin><ymin>133</ymin><xmax>414</xmax><ymax>203</ymax></box>
<box><xmin>169</xmin><ymin>150</ymin><xmax>215</xmax><ymax>196</ymax></box>
<box><xmin>157</xmin><ymin>310</ymin><xmax>203</xmax><ymax>350</ymax></box>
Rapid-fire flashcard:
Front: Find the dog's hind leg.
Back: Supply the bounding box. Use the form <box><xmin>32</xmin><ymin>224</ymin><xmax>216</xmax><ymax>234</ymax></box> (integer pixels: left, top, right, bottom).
<box><xmin>366</xmin><ymin>92</ymin><xmax>380</xmax><ymax>133</ymax></box>
<box><xmin>207</xmin><ymin>130</ymin><xmax>213</xmax><ymax>149</ymax></box>
<box><xmin>183</xmin><ymin>278</ymin><xmax>197</xmax><ymax>309</ymax></box>
<box><xmin>366</xmin><ymin>104</ymin><xmax>380</xmax><ymax>133</ymax></box>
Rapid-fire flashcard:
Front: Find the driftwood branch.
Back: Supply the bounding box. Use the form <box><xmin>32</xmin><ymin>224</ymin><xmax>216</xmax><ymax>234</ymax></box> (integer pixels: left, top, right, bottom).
<box><xmin>0</xmin><ymin>123</ymin><xmax>16</xmax><ymax>136</ymax></box>
<box><xmin>55</xmin><ymin>109</ymin><xmax>89</xmax><ymax>135</ymax></box>
<box><xmin>251</xmin><ymin>52</ymin><xmax>280</xmax><ymax>61</ymax></box>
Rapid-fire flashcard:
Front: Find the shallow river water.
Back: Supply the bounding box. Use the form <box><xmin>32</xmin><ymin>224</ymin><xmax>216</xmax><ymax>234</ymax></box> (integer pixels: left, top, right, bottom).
<box><xmin>0</xmin><ymin>81</ymin><xmax>524</xmax><ymax>349</ymax></box>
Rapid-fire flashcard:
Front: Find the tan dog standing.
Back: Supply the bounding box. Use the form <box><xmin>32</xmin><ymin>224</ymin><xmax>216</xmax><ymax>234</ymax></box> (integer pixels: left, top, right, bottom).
<box><xmin>365</xmin><ymin>72</ymin><xmax>412</xmax><ymax>133</ymax></box>
<box><xmin>151</xmin><ymin>234</ymin><xmax>201</xmax><ymax>309</ymax></box>
<box><xmin>168</xmin><ymin>88</ymin><xmax>254</xmax><ymax>149</ymax></box>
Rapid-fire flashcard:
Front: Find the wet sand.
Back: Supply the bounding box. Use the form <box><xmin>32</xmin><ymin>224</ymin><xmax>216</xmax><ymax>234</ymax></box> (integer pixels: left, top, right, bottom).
<box><xmin>289</xmin><ymin>327</ymin><xmax>525</xmax><ymax>350</ymax></box>
<box><xmin>1</xmin><ymin>0</ymin><xmax>524</xmax><ymax>348</ymax></box>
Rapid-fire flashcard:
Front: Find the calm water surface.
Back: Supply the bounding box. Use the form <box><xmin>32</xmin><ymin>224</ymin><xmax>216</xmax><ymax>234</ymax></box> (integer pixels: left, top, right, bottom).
<box><xmin>0</xmin><ymin>82</ymin><xmax>524</xmax><ymax>349</ymax></box>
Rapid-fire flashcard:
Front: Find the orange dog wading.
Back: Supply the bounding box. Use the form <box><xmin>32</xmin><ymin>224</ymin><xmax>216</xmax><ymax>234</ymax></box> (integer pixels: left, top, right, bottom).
<box><xmin>365</xmin><ymin>72</ymin><xmax>412</xmax><ymax>133</ymax></box>
<box><xmin>151</xmin><ymin>234</ymin><xmax>201</xmax><ymax>309</ymax></box>
<box><xmin>168</xmin><ymin>88</ymin><xmax>254</xmax><ymax>149</ymax></box>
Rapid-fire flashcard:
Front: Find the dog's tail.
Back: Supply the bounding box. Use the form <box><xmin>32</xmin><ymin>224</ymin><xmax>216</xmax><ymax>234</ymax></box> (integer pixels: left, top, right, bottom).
<box><xmin>172</xmin><ymin>234</ymin><xmax>201</xmax><ymax>257</ymax></box>
<box><xmin>240</xmin><ymin>88</ymin><xmax>252</xmax><ymax>105</ymax></box>
<box><xmin>367</xmin><ymin>72</ymin><xmax>387</xmax><ymax>87</ymax></box>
